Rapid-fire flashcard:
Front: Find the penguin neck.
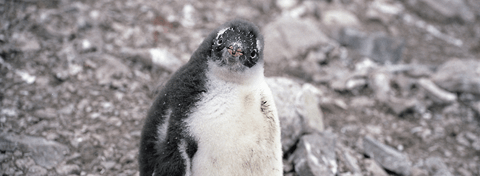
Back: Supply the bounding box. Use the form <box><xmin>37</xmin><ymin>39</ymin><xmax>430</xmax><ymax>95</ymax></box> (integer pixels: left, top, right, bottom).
<box><xmin>207</xmin><ymin>59</ymin><xmax>265</xmax><ymax>85</ymax></box>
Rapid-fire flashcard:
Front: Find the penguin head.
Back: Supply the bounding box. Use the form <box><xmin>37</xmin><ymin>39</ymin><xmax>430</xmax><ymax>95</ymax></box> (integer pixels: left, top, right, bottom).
<box><xmin>210</xmin><ymin>20</ymin><xmax>264</xmax><ymax>72</ymax></box>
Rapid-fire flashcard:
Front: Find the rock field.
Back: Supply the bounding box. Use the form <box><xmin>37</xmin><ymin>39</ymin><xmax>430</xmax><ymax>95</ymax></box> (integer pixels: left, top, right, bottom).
<box><xmin>1</xmin><ymin>0</ymin><xmax>480</xmax><ymax>175</ymax></box>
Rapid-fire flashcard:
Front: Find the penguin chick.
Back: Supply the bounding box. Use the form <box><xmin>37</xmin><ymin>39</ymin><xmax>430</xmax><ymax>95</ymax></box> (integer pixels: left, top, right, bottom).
<box><xmin>139</xmin><ymin>19</ymin><xmax>282</xmax><ymax>176</ymax></box>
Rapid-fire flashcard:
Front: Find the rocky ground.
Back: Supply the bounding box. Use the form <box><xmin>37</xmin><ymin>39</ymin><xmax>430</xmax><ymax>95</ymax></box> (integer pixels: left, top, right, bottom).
<box><xmin>1</xmin><ymin>0</ymin><xmax>480</xmax><ymax>175</ymax></box>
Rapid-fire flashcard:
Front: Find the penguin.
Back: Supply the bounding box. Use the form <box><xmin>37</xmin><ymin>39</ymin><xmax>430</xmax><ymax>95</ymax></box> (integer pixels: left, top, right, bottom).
<box><xmin>138</xmin><ymin>19</ymin><xmax>283</xmax><ymax>176</ymax></box>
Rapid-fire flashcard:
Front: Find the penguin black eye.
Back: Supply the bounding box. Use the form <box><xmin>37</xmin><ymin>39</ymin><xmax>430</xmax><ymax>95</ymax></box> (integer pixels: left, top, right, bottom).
<box><xmin>250</xmin><ymin>49</ymin><xmax>257</xmax><ymax>58</ymax></box>
<box><xmin>217</xmin><ymin>39</ymin><xmax>222</xmax><ymax>45</ymax></box>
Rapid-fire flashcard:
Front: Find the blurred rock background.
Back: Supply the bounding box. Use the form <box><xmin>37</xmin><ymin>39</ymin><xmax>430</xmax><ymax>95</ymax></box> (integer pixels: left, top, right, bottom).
<box><xmin>1</xmin><ymin>0</ymin><xmax>480</xmax><ymax>175</ymax></box>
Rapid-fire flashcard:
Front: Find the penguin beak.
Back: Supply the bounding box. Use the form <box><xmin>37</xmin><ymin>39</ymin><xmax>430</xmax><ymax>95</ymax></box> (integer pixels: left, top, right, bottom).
<box><xmin>227</xmin><ymin>44</ymin><xmax>243</xmax><ymax>57</ymax></box>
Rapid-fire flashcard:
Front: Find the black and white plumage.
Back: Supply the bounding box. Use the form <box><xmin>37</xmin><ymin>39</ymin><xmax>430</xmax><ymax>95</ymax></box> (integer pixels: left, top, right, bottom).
<box><xmin>139</xmin><ymin>19</ymin><xmax>282</xmax><ymax>176</ymax></box>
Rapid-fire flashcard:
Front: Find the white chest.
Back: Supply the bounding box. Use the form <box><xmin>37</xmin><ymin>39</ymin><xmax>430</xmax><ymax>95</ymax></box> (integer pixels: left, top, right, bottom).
<box><xmin>184</xmin><ymin>70</ymin><xmax>282</xmax><ymax>176</ymax></box>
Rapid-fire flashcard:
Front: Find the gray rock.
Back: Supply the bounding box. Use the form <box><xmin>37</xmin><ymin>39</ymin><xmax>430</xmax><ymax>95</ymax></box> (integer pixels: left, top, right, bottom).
<box><xmin>283</xmin><ymin>159</ymin><xmax>294</xmax><ymax>173</ymax></box>
<box><xmin>1</xmin><ymin>133</ymin><xmax>70</xmax><ymax>169</ymax></box>
<box><xmin>365</xmin><ymin>1</ymin><xmax>404</xmax><ymax>24</ymax></box>
<box><xmin>276</xmin><ymin>0</ymin><xmax>297</xmax><ymax>10</ymax></box>
<box><xmin>364</xmin><ymin>158</ymin><xmax>389</xmax><ymax>176</ymax></box>
<box><xmin>406</xmin><ymin>0</ymin><xmax>475</xmax><ymax>23</ymax></box>
<box><xmin>432</xmin><ymin>59</ymin><xmax>480</xmax><ymax>95</ymax></box>
<box><xmin>393</xmin><ymin>74</ymin><xmax>415</xmax><ymax>97</ymax></box>
<box><xmin>418</xmin><ymin>78</ymin><xmax>457</xmax><ymax>104</ymax></box>
<box><xmin>322</xmin><ymin>9</ymin><xmax>361</xmax><ymax>29</ymax></box>
<box><xmin>405</xmin><ymin>65</ymin><xmax>434</xmax><ymax>78</ymax></box>
<box><xmin>0</xmin><ymin>137</ymin><xmax>17</xmax><ymax>152</ymax></box>
<box><xmin>411</xmin><ymin>167</ymin><xmax>429</xmax><ymax>176</ymax></box>
<box><xmin>11</xmin><ymin>32</ymin><xmax>41</xmax><ymax>52</ymax></box>
<box><xmin>0</xmin><ymin>153</ymin><xmax>8</xmax><ymax>163</ymax></box>
<box><xmin>27</xmin><ymin>165</ymin><xmax>48</xmax><ymax>176</ymax></box>
<box><xmin>319</xmin><ymin>97</ymin><xmax>349</xmax><ymax>113</ymax></box>
<box><xmin>350</xmin><ymin>96</ymin><xmax>376</xmax><ymax>108</ymax></box>
<box><xmin>267</xmin><ymin>77</ymin><xmax>324</xmax><ymax>153</ymax></box>
<box><xmin>102</xmin><ymin>161</ymin><xmax>117</xmax><ymax>170</ymax></box>
<box><xmin>472</xmin><ymin>140</ymin><xmax>480</xmax><ymax>151</ymax></box>
<box><xmin>263</xmin><ymin>16</ymin><xmax>329</xmax><ymax>75</ymax></box>
<box><xmin>363</xmin><ymin>136</ymin><xmax>412</xmax><ymax>176</ymax></box>
<box><xmin>456</xmin><ymin>133</ymin><xmax>470</xmax><ymax>147</ymax></box>
<box><xmin>369</xmin><ymin>34</ymin><xmax>405</xmax><ymax>65</ymax></box>
<box><xmin>466</xmin><ymin>0</ymin><xmax>480</xmax><ymax>17</ymax></box>
<box><xmin>15</xmin><ymin>70</ymin><xmax>36</xmax><ymax>84</ymax></box>
<box><xmin>369</xmin><ymin>70</ymin><xmax>392</xmax><ymax>102</ymax></box>
<box><xmin>468</xmin><ymin>101</ymin><xmax>480</xmax><ymax>115</ymax></box>
<box><xmin>95</xmin><ymin>54</ymin><xmax>131</xmax><ymax>85</ymax></box>
<box><xmin>15</xmin><ymin>157</ymin><xmax>36</xmax><ymax>170</ymax></box>
<box><xmin>266</xmin><ymin>77</ymin><xmax>304</xmax><ymax>153</ymax></box>
<box><xmin>118</xmin><ymin>47</ymin><xmax>184</xmax><ymax>73</ymax></box>
<box><xmin>56</xmin><ymin>164</ymin><xmax>81</xmax><ymax>175</ymax></box>
<box><xmin>290</xmin><ymin>132</ymin><xmax>337</xmax><ymax>176</ymax></box>
<box><xmin>424</xmin><ymin>157</ymin><xmax>453</xmax><ymax>176</ymax></box>
<box><xmin>296</xmin><ymin>84</ymin><xmax>324</xmax><ymax>133</ymax></box>
<box><xmin>338</xmin><ymin>28</ymin><xmax>404</xmax><ymax>65</ymax></box>
<box><xmin>149</xmin><ymin>48</ymin><xmax>184</xmax><ymax>72</ymax></box>
<box><xmin>339</xmin><ymin>148</ymin><xmax>361</xmax><ymax>174</ymax></box>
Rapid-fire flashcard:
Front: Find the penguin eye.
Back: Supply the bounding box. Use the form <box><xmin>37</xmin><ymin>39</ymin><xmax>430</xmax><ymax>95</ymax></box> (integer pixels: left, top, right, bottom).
<box><xmin>250</xmin><ymin>49</ymin><xmax>257</xmax><ymax>58</ymax></box>
<box><xmin>216</xmin><ymin>35</ymin><xmax>223</xmax><ymax>46</ymax></box>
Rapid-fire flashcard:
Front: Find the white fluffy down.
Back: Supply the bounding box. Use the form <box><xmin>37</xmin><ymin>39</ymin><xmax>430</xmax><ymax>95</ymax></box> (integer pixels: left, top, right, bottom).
<box><xmin>184</xmin><ymin>60</ymin><xmax>282</xmax><ymax>176</ymax></box>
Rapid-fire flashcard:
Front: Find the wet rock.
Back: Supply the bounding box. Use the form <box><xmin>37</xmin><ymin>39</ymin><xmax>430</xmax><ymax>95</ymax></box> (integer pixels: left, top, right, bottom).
<box><xmin>432</xmin><ymin>59</ymin><xmax>480</xmax><ymax>95</ymax></box>
<box><xmin>363</xmin><ymin>136</ymin><xmax>412</xmax><ymax>176</ymax></box>
<box><xmin>1</xmin><ymin>133</ymin><xmax>70</xmax><ymax>169</ymax></box>
<box><xmin>406</xmin><ymin>0</ymin><xmax>475</xmax><ymax>23</ymax></box>
<box><xmin>290</xmin><ymin>132</ymin><xmax>337</xmax><ymax>176</ymax></box>
<box><xmin>338</xmin><ymin>28</ymin><xmax>405</xmax><ymax>65</ymax></box>
<box><xmin>418</xmin><ymin>78</ymin><xmax>457</xmax><ymax>104</ymax></box>
<box><xmin>364</xmin><ymin>158</ymin><xmax>389</xmax><ymax>176</ymax></box>
<box><xmin>263</xmin><ymin>16</ymin><xmax>329</xmax><ymax>74</ymax></box>
<box><xmin>424</xmin><ymin>157</ymin><xmax>453</xmax><ymax>176</ymax></box>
